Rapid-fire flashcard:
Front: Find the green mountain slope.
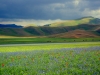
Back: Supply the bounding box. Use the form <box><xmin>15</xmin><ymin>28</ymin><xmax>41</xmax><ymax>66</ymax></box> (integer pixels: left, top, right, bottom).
<box><xmin>0</xmin><ymin>17</ymin><xmax>100</xmax><ymax>38</ymax></box>
<box><xmin>0</xmin><ymin>24</ymin><xmax>100</xmax><ymax>37</ymax></box>
<box><xmin>49</xmin><ymin>17</ymin><xmax>100</xmax><ymax>27</ymax></box>
<box><xmin>0</xmin><ymin>28</ymin><xmax>32</xmax><ymax>36</ymax></box>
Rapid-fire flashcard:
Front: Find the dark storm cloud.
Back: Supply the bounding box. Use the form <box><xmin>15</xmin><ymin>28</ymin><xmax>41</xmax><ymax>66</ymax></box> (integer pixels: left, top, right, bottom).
<box><xmin>87</xmin><ymin>0</ymin><xmax>100</xmax><ymax>10</ymax></box>
<box><xmin>0</xmin><ymin>0</ymin><xmax>100</xmax><ymax>20</ymax></box>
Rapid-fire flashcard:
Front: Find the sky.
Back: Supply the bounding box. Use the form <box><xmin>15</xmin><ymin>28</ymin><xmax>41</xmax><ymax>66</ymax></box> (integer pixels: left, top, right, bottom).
<box><xmin>0</xmin><ymin>0</ymin><xmax>100</xmax><ymax>26</ymax></box>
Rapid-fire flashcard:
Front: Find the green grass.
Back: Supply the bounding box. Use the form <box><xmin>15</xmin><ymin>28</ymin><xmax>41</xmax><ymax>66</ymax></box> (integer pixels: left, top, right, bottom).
<box><xmin>0</xmin><ymin>47</ymin><xmax>100</xmax><ymax>75</ymax></box>
<box><xmin>0</xmin><ymin>42</ymin><xmax>100</xmax><ymax>53</ymax></box>
<box><xmin>0</xmin><ymin>37</ymin><xmax>100</xmax><ymax>44</ymax></box>
<box><xmin>0</xmin><ymin>42</ymin><xmax>100</xmax><ymax>75</ymax></box>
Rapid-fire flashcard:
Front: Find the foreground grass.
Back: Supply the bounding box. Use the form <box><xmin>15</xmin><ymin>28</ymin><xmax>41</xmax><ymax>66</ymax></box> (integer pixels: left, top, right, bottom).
<box><xmin>0</xmin><ymin>42</ymin><xmax>100</xmax><ymax>75</ymax></box>
<box><xmin>0</xmin><ymin>42</ymin><xmax>100</xmax><ymax>52</ymax></box>
<box><xmin>0</xmin><ymin>48</ymin><xmax>100</xmax><ymax>75</ymax></box>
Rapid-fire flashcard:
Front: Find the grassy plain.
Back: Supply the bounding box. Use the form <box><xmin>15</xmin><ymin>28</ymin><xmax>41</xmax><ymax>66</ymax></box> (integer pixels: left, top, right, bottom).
<box><xmin>0</xmin><ymin>37</ymin><xmax>100</xmax><ymax>44</ymax></box>
<box><xmin>0</xmin><ymin>42</ymin><xmax>100</xmax><ymax>52</ymax></box>
<box><xmin>0</xmin><ymin>42</ymin><xmax>100</xmax><ymax>75</ymax></box>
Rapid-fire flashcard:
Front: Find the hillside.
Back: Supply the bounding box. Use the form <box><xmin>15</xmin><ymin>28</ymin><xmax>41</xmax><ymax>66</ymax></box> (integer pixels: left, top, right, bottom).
<box><xmin>95</xmin><ymin>27</ymin><xmax>100</xmax><ymax>35</ymax></box>
<box><xmin>0</xmin><ymin>28</ymin><xmax>32</xmax><ymax>36</ymax></box>
<box><xmin>24</xmin><ymin>26</ymin><xmax>68</xmax><ymax>36</ymax></box>
<box><xmin>24</xmin><ymin>24</ymin><xmax>100</xmax><ymax>35</ymax></box>
<box><xmin>0</xmin><ymin>24</ymin><xmax>100</xmax><ymax>38</ymax></box>
<box><xmin>48</xmin><ymin>17</ymin><xmax>100</xmax><ymax>27</ymax></box>
<box><xmin>0</xmin><ymin>17</ymin><xmax>100</xmax><ymax>38</ymax></box>
<box><xmin>50</xmin><ymin>29</ymin><xmax>99</xmax><ymax>38</ymax></box>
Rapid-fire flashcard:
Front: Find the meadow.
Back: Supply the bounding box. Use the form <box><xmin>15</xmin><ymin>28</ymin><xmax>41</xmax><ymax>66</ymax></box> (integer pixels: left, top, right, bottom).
<box><xmin>0</xmin><ymin>42</ymin><xmax>100</xmax><ymax>75</ymax></box>
<box><xmin>0</xmin><ymin>37</ymin><xmax>100</xmax><ymax>44</ymax></box>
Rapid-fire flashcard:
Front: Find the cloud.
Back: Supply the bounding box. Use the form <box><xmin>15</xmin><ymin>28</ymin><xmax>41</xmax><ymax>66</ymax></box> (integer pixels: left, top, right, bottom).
<box><xmin>0</xmin><ymin>0</ymin><xmax>100</xmax><ymax>20</ymax></box>
<box><xmin>0</xmin><ymin>18</ymin><xmax>65</xmax><ymax>26</ymax></box>
<box><xmin>87</xmin><ymin>0</ymin><xmax>100</xmax><ymax>10</ymax></box>
<box><xmin>73</xmin><ymin>0</ymin><xmax>81</xmax><ymax>7</ymax></box>
<box><xmin>82</xmin><ymin>8</ymin><xmax>100</xmax><ymax>18</ymax></box>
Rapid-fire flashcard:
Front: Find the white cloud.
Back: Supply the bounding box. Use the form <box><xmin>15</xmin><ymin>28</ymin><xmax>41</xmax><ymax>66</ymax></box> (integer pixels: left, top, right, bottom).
<box><xmin>74</xmin><ymin>0</ymin><xmax>81</xmax><ymax>7</ymax></box>
<box><xmin>82</xmin><ymin>8</ymin><xmax>100</xmax><ymax>18</ymax></box>
<box><xmin>0</xmin><ymin>0</ymin><xmax>100</xmax><ymax>21</ymax></box>
<box><xmin>0</xmin><ymin>19</ymin><xmax>65</xmax><ymax>26</ymax></box>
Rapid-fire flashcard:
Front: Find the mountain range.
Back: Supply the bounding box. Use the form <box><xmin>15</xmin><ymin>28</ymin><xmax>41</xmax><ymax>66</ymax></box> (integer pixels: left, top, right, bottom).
<box><xmin>0</xmin><ymin>17</ymin><xmax>100</xmax><ymax>38</ymax></box>
<box><xmin>0</xmin><ymin>24</ymin><xmax>23</xmax><ymax>28</ymax></box>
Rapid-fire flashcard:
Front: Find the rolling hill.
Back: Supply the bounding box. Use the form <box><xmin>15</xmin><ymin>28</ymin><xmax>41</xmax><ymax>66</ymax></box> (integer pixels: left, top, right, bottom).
<box><xmin>0</xmin><ymin>24</ymin><xmax>100</xmax><ymax>38</ymax></box>
<box><xmin>48</xmin><ymin>17</ymin><xmax>100</xmax><ymax>27</ymax></box>
<box><xmin>49</xmin><ymin>29</ymin><xmax>99</xmax><ymax>38</ymax></box>
<box><xmin>0</xmin><ymin>28</ymin><xmax>31</xmax><ymax>36</ymax></box>
<box><xmin>0</xmin><ymin>17</ymin><xmax>100</xmax><ymax>38</ymax></box>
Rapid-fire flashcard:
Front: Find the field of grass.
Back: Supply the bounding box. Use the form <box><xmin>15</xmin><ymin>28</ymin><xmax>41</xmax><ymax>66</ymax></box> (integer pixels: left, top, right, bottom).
<box><xmin>0</xmin><ymin>37</ymin><xmax>100</xmax><ymax>44</ymax></box>
<box><xmin>0</xmin><ymin>42</ymin><xmax>100</xmax><ymax>52</ymax></box>
<box><xmin>0</xmin><ymin>42</ymin><xmax>100</xmax><ymax>75</ymax></box>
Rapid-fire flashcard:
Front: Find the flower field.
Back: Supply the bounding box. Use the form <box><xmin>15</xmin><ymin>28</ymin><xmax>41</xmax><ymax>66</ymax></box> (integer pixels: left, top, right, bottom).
<box><xmin>0</xmin><ymin>42</ymin><xmax>100</xmax><ymax>75</ymax></box>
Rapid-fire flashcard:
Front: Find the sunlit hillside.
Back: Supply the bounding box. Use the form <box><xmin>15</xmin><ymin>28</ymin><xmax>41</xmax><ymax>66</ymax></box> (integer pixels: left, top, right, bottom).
<box><xmin>50</xmin><ymin>17</ymin><xmax>95</xmax><ymax>27</ymax></box>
